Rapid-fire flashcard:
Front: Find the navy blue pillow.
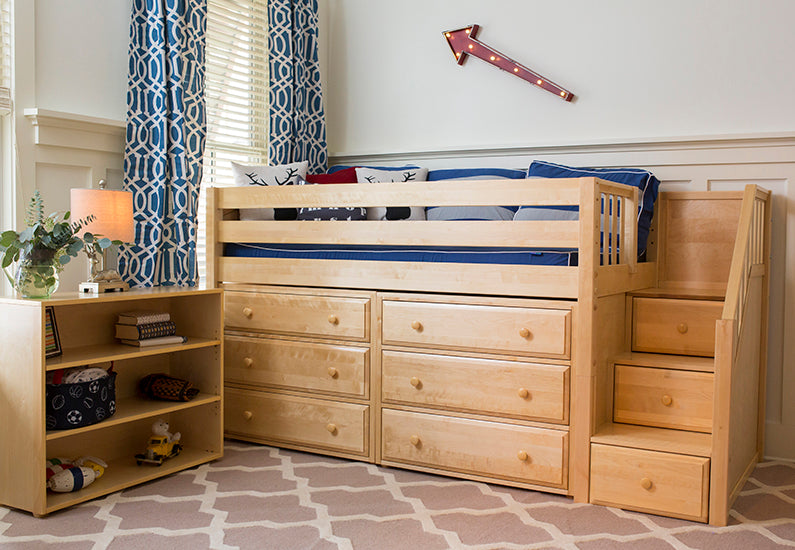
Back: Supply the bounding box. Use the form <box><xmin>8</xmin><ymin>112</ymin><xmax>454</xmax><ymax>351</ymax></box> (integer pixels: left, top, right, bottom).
<box><xmin>427</xmin><ymin>167</ymin><xmax>525</xmax><ymax>181</ymax></box>
<box><xmin>526</xmin><ymin>161</ymin><xmax>660</xmax><ymax>256</ymax></box>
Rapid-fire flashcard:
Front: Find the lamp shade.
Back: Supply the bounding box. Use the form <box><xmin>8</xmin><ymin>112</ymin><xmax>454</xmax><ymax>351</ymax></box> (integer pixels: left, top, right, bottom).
<box><xmin>70</xmin><ymin>188</ymin><xmax>135</xmax><ymax>243</ymax></box>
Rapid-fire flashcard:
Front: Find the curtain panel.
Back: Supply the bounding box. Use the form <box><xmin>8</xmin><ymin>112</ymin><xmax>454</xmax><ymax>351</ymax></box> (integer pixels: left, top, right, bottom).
<box><xmin>120</xmin><ymin>0</ymin><xmax>207</xmax><ymax>287</ymax></box>
<box><xmin>268</xmin><ymin>0</ymin><xmax>327</xmax><ymax>173</ymax></box>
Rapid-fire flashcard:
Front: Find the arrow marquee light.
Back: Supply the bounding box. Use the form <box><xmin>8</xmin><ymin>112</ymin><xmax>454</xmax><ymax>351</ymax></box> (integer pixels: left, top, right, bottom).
<box><xmin>443</xmin><ymin>24</ymin><xmax>574</xmax><ymax>102</ymax></box>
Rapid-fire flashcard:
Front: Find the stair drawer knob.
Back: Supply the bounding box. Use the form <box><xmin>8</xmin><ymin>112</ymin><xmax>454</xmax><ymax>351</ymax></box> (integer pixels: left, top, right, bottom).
<box><xmin>242</xmin><ymin>410</ymin><xmax>254</xmax><ymax>421</ymax></box>
<box><xmin>410</xmin><ymin>435</ymin><xmax>421</xmax><ymax>446</ymax></box>
<box><xmin>410</xmin><ymin>376</ymin><xmax>421</xmax><ymax>388</ymax></box>
<box><xmin>517</xmin><ymin>388</ymin><xmax>530</xmax><ymax>399</ymax></box>
<box><xmin>411</xmin><ymin>320</ymin><xmax>423</xmax><ymax>331</ymax></box>
<box><xmin>661</xmin><ymin>394</ymin><xmax>673</xmax><ymax>407</ymax></box>
<box><xmin>517</xmin><ymin>450</ymin><xmax>529</xmax><ymax>462</ymax></box>
<box><xmin>328</xmin><ymin>314</ymin><xmax>339</xmax><ymax>325</ymax></box>
<box><xmin>242</xmin><ymin>306</ymin><xmax>253</xmax><ymax>318</ymax></box>
<box><xmin>677</xmin><ymin>323</ymin><xmax>688</xmax><ymax>334</ymax></box>
<box><xmin>327</xmin><ymin>367</ymin><xmax>339</xmax><ymax>379</ymax></box>
<box><xmin>640</xmin><ymin>477</ymin><xmax>653</xmax><ymax>490</ymax></box>
<box><xmin>519</xmin><ymin>327</ymin><xmax>531</xmax><ymax>339</ymax></box>
<box><xmin>243</xmin><ymin>357</ymin><xmax>254</xmax><ymax>368</ymax></box>
<box><xmin>326</xmin><ymin>423</ymin><xmax>337</xmax><ymax>434</ymax></box>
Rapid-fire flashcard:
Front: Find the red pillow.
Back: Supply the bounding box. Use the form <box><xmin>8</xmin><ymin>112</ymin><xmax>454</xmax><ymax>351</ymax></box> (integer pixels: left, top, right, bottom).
<box><xmin>305</xmin><ymin>166</ymin><xmax>358</xmax><ymax>184</ymax></box>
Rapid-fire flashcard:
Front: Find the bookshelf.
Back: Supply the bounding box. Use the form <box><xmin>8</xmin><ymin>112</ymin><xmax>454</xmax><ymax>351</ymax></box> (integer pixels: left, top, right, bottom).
<box><xmin>0</xmin><ymin>287</ymin><xmax>224</xmax><ymax>516</ymax></box>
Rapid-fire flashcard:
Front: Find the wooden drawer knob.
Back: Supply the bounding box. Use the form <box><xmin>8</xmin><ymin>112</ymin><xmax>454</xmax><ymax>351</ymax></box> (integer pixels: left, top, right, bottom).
<box><xmin>410</xmin><ymin>435</ymin><xmax>421</xmax><ymax>446</ymax></box>
<box><xmin>326</xmin><ymin>423</ymin><xmax>337</xmax><ymax>434</ymax></box>
<box><xmin>410</xmin><ymin>376</ymin><xmax>421</xmax><ymax>388</ymax></box>
<box><xmin>411</xmin><ymin>320</ymin><xmax>423</xmax><ymax>331</ymax></box>
<box><xmin>677</xmin><ymin>323</ymin><xmax>688</xmax><ymax>334</ymax></box>
<box><xmin>242</xmin><ymin>410</ymin><xmax>253</xmax><ymax>421</ymax></box>
<box><xmin>519</xmin><ymin>327</ymin><xmax>531</xmax><ymax>339</ymax></box>
<box><xmin>327</xmin><ymin>367</ymin><xmax>339</xmax><ymax>379</ymax></box>
<box><xmin>242</xmin><ymin>306</ymin><xmax>253</xmax><ymax>318</ymax></box>
<box><xmin>517</xmin><ymin>450</ymin><xmax>529</xmax><ymax>462</ymax></box>
<box><xmin>661</xmin><ymin>394</ymin><xmax>673</xmax><ymax>407</ymax></box>
<box><xmin>640</xmin><ymin>477</ymin><xmax>653</xmax><ymax>490</ymax></box>
<box><xmin>517</xmin><ymin>388</ymin><xmax>530</xmax><ymax>399</ymax></box>
<box><xmin>243</xmin><ymin>357</ymin><xmax>254</xmax><ymax>368</ymax></box>
<box><xmin>328</xmin><ymin>314</ymin><xmax>339</xmax><ymax>325</ymax></box>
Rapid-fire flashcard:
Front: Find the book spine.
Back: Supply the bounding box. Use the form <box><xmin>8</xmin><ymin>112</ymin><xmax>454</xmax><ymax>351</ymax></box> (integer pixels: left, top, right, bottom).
<box><xmin>117</xmin><ymin>312</ymin><xmax>171</xmax><ymax>325</ymax></box>
<box><xmin>120</xmin><ymin>335</ymin><xmax>187</xmax><ymax>347</ymax></box>
<box><xmin>115</xmin><ymin>321</ymin><xmax>177</xmax><ymax>340</ymax></box>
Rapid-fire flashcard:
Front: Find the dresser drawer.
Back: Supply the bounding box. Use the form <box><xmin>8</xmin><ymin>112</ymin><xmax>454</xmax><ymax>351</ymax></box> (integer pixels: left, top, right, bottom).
<box><xmin>225</xmin><ymin>335</ymin><xmax>369</xmax><ymax>397</ymax></box>
<box><xmin>632</xmin><ymin>297</ymin><xmax>722</xmax><ymax>357</ymax></box>
<box><xmin>225</xmin><ymin>388</ymin><xmax>369</xmax><ymax>455</ymax></box>
<box><xmin>382</xmin><ymin>350</ymin><xmax>569</xmax><ymax>423</ymax></box>
<box><xmin>590</xmin><ymin>444</ymin><xmax>709</xmax><ymax>522</ymax></box>
<box><xmin>225</xmin><ymin>290</ymin><xmax>369</xmax><ymax>341</ymax></box>
<box><xmin>614</xmin><ymin>365</ymin><xmax>714</xmax><ymax>433</ymax></box>
<box><xmin>382</xmin><ymin>409</ymin><xmax>567</xmax><ymax>488</ymax></box>
<box><xmin>382</xmin><ymin>300</ymin><xmax>571</xmax><ymax>358</ymax></box>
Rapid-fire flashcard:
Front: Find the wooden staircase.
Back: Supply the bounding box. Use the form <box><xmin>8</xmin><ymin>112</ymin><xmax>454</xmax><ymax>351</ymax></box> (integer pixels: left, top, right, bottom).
<box><xmin>588</xmin><ymin>185</ymin><xmax>771</xmax><ymax>525</ymax></box>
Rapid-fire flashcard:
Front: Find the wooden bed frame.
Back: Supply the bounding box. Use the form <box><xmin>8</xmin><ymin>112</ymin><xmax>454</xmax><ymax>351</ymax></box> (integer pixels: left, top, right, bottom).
<box><xmin>207</xmin><ymin>176</ymin><xmax>769</xmax><ymax>526</ymax></box>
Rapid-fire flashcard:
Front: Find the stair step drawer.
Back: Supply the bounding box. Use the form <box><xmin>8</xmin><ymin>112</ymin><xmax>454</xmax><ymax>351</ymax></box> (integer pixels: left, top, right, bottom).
<box><xmin>590</xmin><ymin>444</ymin><xmax>709</xmax><ymax>522</ymax></box>
<box><xmin>225</xmin><ymin>388</ymin><xmax>369</xmax><ymax>455</ymax></box>
<box><xmin>382</xmin><ymin>300</ymin><xmax>571</xmax><ymax>358</ymax></box>
<box><xmin>382</xmin><ymin>408</ymin><xmax>568</xmax><ymax>488</ymax></box>
<box><xmin>614</xmin><ymin>365</ymin><xmax>714</xmax><ymax>433</ymax></box>
<box><xmin>225</xmin><ymin>290</ymin><xmax>370</xmax><ymax>341</ymax></box>
<box><xmin>632</xmin><ymin>297</ymin><xmax>722</xmax><ymax>357</ymax></box>
<box><xmin>382</xmin><ymin>350</ymin><xmax>569</xmax><ymax>423</ymax></box>
<box><xmin>225</xmin><ymin>335</ymin><xmax>369</xmax><ymax>397</ymax></box>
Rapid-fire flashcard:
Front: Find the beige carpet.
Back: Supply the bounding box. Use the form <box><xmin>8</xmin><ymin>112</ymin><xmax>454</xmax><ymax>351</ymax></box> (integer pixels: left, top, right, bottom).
<box><xmin>1</xmin><ymin>440</ymin><xmax>794</xmax><ymax>549</ymax></box>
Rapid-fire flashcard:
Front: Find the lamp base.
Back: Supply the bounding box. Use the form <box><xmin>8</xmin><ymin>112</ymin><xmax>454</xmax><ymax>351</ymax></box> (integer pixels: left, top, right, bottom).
<box><xmin>79</xmin><ymin>280</ymin><xmax>130</xmax><ymax>293</ymax></box>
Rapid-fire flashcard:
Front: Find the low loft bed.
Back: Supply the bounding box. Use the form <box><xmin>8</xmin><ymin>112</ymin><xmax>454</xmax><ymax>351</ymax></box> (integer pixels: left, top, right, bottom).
<box><xmin>207</xmin><ymin>176</ymin><xmax>769</xmax><ymax>526</ymax></box>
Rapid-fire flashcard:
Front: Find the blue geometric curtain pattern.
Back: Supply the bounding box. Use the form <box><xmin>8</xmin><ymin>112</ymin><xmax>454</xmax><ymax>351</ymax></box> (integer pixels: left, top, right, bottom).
<box><xmin>119</xmin><ymin>0</ymin><xmax>207</xmax><ymax>287</ymax></box>
<box><xmin>268</xmin><ymin>0</ymin><xmax>327</xmax><ymax>173</ymax></box>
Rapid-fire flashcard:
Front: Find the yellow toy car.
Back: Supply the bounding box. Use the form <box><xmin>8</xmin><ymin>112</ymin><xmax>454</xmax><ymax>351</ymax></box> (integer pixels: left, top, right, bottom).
<box><xmin>135</xmin><ymin>435</ymin><xmax>182</xmax><ymax>466</ymax></box>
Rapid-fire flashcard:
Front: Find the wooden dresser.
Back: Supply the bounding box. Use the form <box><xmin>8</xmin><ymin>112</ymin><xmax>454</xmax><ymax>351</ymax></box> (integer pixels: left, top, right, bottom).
<box><xmin>223</xmin><ymin>285</ymin><xmax>377</xmax><ymax>461</ymax></box>
<box><xmin>222</xmin><ymin>285</ymin><xmax>574</xmax><ymax>492</ymax></box>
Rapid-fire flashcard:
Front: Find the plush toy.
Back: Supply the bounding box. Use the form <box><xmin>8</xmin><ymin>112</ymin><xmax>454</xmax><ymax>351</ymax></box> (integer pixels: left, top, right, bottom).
<box><xmin>45</xmin><ymin>456</ymin><xmax>107</xmax><ymax>492</ymax></box>
<box><xmin>152</xmin><ymin>418</ymin><xmax>180</xmax><ymax>444</ymax></box>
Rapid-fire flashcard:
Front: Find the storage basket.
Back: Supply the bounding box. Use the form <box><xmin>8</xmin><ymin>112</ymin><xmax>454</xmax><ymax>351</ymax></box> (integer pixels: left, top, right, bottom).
<box><xmin>45</xmin><ymin>371</ymin><xmax>117</xmax><ymax>430</ymax></box>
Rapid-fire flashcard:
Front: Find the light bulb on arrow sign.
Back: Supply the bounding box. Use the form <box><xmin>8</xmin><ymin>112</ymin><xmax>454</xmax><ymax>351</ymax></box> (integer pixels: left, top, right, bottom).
<box><xmin>443</xmin><ymin>24</ymin><xmax>574</xmax><ymax>102</ymax></box>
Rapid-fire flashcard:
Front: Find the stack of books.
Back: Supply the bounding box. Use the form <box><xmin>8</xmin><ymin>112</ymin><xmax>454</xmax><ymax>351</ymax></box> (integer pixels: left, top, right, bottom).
<box><xmin>116</xmin><ymin>310</ymin><xmax>187</xmax><ymax>347</ymax></box>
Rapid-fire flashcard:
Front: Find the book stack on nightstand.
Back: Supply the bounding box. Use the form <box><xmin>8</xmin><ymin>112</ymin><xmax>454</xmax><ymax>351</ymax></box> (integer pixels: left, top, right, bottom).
<box><xmin>116</xmin><ymin>310</ymin><xmax>187</xmax><ymax>347</ymax></box>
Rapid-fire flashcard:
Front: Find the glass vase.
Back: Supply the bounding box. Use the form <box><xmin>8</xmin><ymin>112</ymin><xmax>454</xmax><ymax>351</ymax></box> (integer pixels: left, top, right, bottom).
<box><xmin>14</xmin><ymin>254</ymin><xmax>60</xmax><ymax>299</ymax></box>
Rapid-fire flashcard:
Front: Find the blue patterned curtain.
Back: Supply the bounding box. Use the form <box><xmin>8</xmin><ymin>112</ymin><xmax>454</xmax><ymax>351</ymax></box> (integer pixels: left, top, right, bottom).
<box><xmin>120</xmin><ymin>0</ymin><xmax>207</xmax><ymax>287</ymax></box>
<box><xmin>268</xmin><ymin>0</ymin><xmax>327</xmax><ymax>173</ymax></box>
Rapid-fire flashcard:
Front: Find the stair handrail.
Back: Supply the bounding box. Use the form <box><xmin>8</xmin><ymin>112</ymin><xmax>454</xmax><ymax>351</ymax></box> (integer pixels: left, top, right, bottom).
<box><xmin>720</xmin><ymin>185</ymin><xmax>770</xmax><ymax>351</ymax></box>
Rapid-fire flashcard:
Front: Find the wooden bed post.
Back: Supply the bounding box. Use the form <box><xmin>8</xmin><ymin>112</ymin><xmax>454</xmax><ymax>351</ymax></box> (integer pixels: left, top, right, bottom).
<box><xmin>205</xmin><ymin>186</ymin><xmax>218</xmax><ymax>289</ymax></box>
<box><xmin>571</xmin><ymin>177</ymin><xmax>601</xmax><ymax>502</ymax></box>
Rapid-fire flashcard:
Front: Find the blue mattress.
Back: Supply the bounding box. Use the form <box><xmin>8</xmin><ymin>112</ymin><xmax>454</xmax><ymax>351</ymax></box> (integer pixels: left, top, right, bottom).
<box><xmin>224</xmin><ymin>243</ymin><xmax>578</xmax><ymax>266</ymax></box>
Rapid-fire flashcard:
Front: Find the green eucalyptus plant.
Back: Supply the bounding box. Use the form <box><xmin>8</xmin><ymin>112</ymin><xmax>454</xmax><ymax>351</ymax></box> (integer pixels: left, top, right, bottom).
<box><xmin>0</xmin><ymin>191</ymin><xmax>121</xmax><ymax>294</ymax></box>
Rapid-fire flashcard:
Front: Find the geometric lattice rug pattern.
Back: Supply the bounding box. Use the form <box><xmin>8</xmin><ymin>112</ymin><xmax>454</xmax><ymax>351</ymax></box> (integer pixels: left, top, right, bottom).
<box><xmin>2</xmin><ymin>441</ymin><xmax>794</xmax><ymax>549</ymax></box>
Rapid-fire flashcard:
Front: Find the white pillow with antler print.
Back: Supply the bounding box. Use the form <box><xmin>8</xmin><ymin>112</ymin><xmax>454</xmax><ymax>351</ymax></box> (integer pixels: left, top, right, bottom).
<box><xmin>355</xmin><ymin>167</ymin><xmax>428</xmax><ymax>221</ymax></box>
<box><xmin>231</xmin><ymin>160</ymin><xmax>309</xmax><ymax>220</ymax></box>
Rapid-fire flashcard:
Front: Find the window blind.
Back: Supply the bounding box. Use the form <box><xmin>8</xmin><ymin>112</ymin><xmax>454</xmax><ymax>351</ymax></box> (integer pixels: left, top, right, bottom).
<box><xmin>0</xmin><ymin>0</ymin><xmax>12</xmax><ymax>115</ymax></box>
<box><xmin>199</xmin><ymin>0</ymin><xmax>268</xmax><ymax>284</ymax></box>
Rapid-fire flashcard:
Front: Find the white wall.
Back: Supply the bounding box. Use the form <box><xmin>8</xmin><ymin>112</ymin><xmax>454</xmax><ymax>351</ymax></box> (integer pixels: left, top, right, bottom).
<box><xmin>323</xmin><ymin>0</ymin><xmax>795</xmax><ymax>156</ymax></box>
<box><xmin>35</xmin><ymin>0</ymin><xmax>130</xmax><ymax>121</ymax></box>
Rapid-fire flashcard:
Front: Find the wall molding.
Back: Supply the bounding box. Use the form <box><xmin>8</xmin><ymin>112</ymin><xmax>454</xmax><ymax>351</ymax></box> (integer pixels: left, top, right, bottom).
<box><xmin>24</xmin><ymin>108</ymin><xmax>125</xmax><ymax>154</ymax></box>
<box><xmin>330</xmin><ymin>133</ymin><xmax>795</xmax><ymax>169</ymax></box>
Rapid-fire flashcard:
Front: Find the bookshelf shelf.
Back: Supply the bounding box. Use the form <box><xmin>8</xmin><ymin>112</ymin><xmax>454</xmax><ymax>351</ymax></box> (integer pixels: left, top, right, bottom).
<box><xmin>0</xmin><ymin>287</ymin><xmax>224</xmax><ymax>516</ymax></box>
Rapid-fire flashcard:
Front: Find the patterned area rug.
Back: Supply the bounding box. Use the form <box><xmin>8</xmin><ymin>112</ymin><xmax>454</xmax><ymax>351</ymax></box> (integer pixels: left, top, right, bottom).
<box><xmin>1</xmin><ymin>441</ymin><xmax>794</xmax><ymax>549</ymax></box>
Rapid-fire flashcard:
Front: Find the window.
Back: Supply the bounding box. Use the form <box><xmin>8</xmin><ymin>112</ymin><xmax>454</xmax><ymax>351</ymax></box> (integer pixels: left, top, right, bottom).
<box><xmin>199</xmin><ymin>0</ymin><xmax>268</xmax><ymax>283</ymax></box>
<box><xmin>0</xmin><ymin>0</ymin><xmax>12</xmax><ymax>258</ymax></box>
<box><xmin>0</xmin><ymin>0</ymin><xmax>10</xmax><ymax>116</ymax></box>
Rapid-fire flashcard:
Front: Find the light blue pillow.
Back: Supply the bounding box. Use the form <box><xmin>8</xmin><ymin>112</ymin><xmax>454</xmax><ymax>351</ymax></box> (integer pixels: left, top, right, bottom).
<box><xmin>524</xmin><ymin>161</ymin><xmax>660</xmax><ymax>256</ymax></box>
<box><xmin>426</xmin><ymin>168</ymin><xmax>525</xmax><ymax>221</ymax></box>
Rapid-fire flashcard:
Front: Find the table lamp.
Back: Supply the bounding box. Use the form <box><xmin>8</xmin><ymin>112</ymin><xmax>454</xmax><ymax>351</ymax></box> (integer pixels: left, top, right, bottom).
<box><xmin>70</xmin><ymin>180</ymin><xmax>135</xmax><ymax>293</ymax></box>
